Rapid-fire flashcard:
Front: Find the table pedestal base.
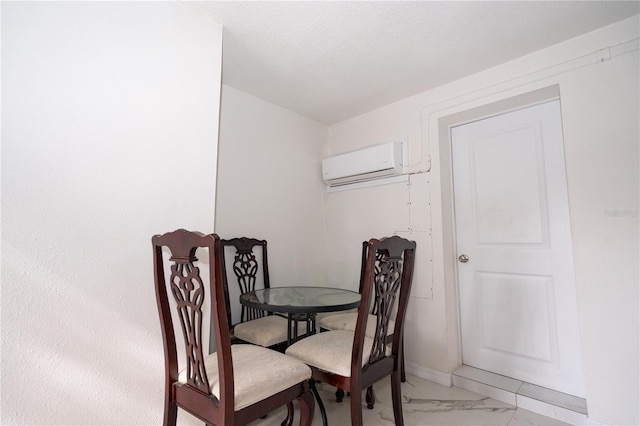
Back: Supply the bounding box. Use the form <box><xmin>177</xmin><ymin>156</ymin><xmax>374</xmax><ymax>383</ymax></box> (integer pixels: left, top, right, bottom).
<box><xmin>287</xmin><ymin>312</ymin><xmax>317</xmax><ymax>346</ymax></box>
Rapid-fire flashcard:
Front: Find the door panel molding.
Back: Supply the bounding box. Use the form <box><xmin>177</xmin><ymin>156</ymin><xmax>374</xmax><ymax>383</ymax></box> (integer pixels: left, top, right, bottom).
<box><xmin>436</xmin><ymin>85</ymin><xmax>563</xmax><ymax>373</ymax></box>
<box><xmin>451</xmin><ymin>99</ymin><xmax>585</xmax><ymax>397</ymax></box>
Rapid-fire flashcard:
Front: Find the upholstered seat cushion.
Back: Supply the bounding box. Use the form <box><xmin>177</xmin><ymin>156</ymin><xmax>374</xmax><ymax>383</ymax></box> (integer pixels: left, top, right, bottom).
<box><xmin>178</xmin><ymin>344</ymin><xmax>311</xmax><ymax>411</ymax></box>
<box><xmin>234</xmin><ymin>315</ymin><xmax>306</xmax><ymax>347</ymax></box>
<box><xmin>317</xmin><ymin>311</ymin><xmax>357</xmax><ymax>331</ymax></box>
<box><xmin>318</xmin><ymin>313</ymin><xmax>395</xmax><ymax>338</ymax></box>
<box><xmin>286</xmin><ymin>330</ymin><xmax>385</xmax><ymax>377</ymax></box>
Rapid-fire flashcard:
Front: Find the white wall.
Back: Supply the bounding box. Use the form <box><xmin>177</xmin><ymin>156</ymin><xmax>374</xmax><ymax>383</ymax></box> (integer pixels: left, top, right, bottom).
<box><xmin>215</xmin><ymin>85</ymin><xmax>329</xmax><ymax>293</ymax></box>
<box><xmin>327</xmin><ymin>17</ymin><xmax>639</xmax><ymax>425</ymax></box>
<box><xmin>1</xmin><ymin>2</ymin><xmax>222</xmax><ymax>424</ymax></box>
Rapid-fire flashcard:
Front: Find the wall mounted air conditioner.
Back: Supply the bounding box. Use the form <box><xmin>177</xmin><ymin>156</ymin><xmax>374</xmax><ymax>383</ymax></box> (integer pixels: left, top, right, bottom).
<box><xmin>322</xmin><ymin>141</ymin><xmax>404</xmax><ymax>187</ymax></box>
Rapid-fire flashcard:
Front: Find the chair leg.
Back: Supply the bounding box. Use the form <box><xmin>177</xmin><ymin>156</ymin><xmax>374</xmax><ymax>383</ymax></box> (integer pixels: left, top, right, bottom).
<box><xmin>280</xmin><ymin>402</ymin><xmax>294</xmax><ymax>426</ymax></box>
<box><xmin>365</xmin><ymin>385</ymin><xmax>376</xmax><ymax>409</ymax></box>
<box><xmin>297</xmin><ymin>388</ymin><xmax>316</xmax><ymax>426</ymax></box>
<box><xmin>349</xmin><ymin>385</ymin><xmax>363</xmax><ymax>426</ymax></box>
<box><xmin>163</xmin><ymin>399</ymin><xmax>177</xmax><ymax>426</ymax></box>
<box><xmin>391</xmin><ymin>371</ymin><xmax>404</xmax><ymax>426</ymax></box>
<box><xmin>401</xmin><ymin>340</ymin><xmax>406</xmax><ymax>383</ymax></box>
<box><xmin>335</xmin><ymin>387</ymin><xmax>345</xmax><ymax>402</ymax></box>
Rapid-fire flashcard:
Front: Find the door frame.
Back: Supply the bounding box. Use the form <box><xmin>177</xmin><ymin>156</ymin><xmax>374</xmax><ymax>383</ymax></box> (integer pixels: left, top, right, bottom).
<box><xmin>430</xmin><ymin>85</ymin><xmax>566</xmax><ymax>372</ymax></box>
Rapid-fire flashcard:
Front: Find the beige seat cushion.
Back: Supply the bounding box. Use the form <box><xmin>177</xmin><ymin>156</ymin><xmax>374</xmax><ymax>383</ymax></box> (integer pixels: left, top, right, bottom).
<box><xmin>178</xmin><ymin>344</ymin><xmax>311</xmax><ymax>410</ymax></box>
<box><xmin>234</xmin><ymin>315</ymin><xmax>307</xmax><ymax>347</ymax></box>
<box><xmin>286</xmin><ymin>330</ymin><xmax>383</xmax><ymax>377</ymax></box>
<box><xmin>317</xmin><ymin>312</ymin><xmax>357</xmax><ymax>331</ymax></box>
<box><xmin>318</xmin><ymin>313</ymin><xmax>395</xmax><ymax>338</ymax></box>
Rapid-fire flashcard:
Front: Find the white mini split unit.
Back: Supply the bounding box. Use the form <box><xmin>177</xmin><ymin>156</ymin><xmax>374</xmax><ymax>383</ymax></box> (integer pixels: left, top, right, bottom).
<box><xmin>322</xmin><ymin>141</ymin><xmax>405</xmax><ymax>188</ymax></box>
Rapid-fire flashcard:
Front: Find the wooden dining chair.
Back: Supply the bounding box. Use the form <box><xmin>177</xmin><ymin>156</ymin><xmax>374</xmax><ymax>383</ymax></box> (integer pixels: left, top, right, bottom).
<box><xmin>286</xmin><ymin>236</ymin><xmax>416</xmax><ymax>426</ymax></box>
<box><xmin>220</xmin><ymin>237</ymin><xmax>305</xmax><ymax>351</ymax></box>
<box><xmin>317</xmin><ymin>241</ymin><xmax>407</xmax><ymax>405</ymax></box>
<box><xmin>152</xmin><ymin>229</ymin><xmax>315</xmax><ymax>425</ymax></box>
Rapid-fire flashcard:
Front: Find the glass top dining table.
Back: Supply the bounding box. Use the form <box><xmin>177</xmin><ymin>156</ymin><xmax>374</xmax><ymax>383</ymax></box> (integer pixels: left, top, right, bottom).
<box><xmin>239</xmin><ymin>286</ymin><xmax>361</xmax><ymax>346</ymax></box>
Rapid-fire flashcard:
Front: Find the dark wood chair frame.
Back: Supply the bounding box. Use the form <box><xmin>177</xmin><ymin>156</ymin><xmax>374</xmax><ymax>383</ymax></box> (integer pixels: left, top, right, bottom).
<box><xmin>153</xmin><ymin>230</ymin><xmax>314</xmax><ymax>426</ymax></box>
<box><xmin>220</xmin><ymin>237</ymin><xmax>309</xmax><ymax>350</ymax></box>
<box><xmin>219</xmin><ymin>238</ymin><xmax>275</xmax><ymax>327</ymax></box>
<box><xmin>309</xmin><ymin>236</ymin><xmax>416</xmax><ymax>426</ymax></box>
<box><xmin>330</xmin><ymin>241</ymin><xmax>407</xmax><ymax>407</ymax></box>
<box><xmin>360</xmin><ymin>240</ymin><xmax>407</xmax><ymax>382</ymax></box>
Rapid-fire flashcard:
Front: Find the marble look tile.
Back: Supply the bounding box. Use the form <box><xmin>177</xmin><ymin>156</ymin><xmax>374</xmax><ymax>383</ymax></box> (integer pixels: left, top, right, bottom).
<box><xmin>517</xmin><ymin>394</ymin><xmax>588</xmax><ymax>426</ymax></box>
<box><xmin>390</xmin><ymin>374</ymin><xmax>498</xmax><ymax>402</ymax></box>
<box><xmin>401</xmin><ymin>394</ymin><xmax>517</xmax><ymax>425</ymax></box>
<box><xmin>246</xmin><ymin>374</ymin><xmax>565</xmax><ymax>426</ymax></box>
<box><xmin>509</xmin><ymin>408</ymin><xmax>571</xmax><ymax>425</ymax></box>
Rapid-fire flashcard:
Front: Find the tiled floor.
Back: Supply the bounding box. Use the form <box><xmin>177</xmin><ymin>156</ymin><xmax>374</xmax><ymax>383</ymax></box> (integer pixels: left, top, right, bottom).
<box><xmin>247</xmin><ymin>374</ymin><xmax>570</xmax><ymax>426</ymax></box>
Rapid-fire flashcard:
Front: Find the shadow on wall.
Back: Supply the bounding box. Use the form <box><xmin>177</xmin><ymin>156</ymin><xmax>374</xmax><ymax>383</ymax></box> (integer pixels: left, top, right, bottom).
<box><xmin>1</xmin><ymin>241</ymin><xmax>166</xmax><ymax>424</ymax></box>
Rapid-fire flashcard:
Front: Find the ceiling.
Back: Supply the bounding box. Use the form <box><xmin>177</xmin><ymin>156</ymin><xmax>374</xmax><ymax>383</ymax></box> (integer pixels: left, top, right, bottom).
<box><xmin>183</xmin><ymin>1</ymin><xmax>640</xmax><ymax>124</ymax></box>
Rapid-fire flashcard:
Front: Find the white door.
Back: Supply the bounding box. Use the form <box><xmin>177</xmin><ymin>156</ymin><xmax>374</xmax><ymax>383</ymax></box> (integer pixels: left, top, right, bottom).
<box><xmin>451</xmin><ymin>99</ymin><xmax>585</xmax><ymax>397</ymax></box>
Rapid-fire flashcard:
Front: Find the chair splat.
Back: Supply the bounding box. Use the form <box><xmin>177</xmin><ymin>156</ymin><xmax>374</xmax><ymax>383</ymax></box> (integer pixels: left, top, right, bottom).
<box><xmin>152</xmin><ymin>229</ymin><xmax>315</xmax><ymax>426</ymax></box>
<box><xmin>168</xmin><ymin>255</ymin><xmax>210</xmax><ymax>394</ymax></box>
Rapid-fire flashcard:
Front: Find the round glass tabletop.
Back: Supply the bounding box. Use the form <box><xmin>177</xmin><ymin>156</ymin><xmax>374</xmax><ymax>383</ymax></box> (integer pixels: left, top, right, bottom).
<box><xmin>240</xmin><ymin>286</ymin><xmax>361</xmax><ymax>314</ymax></box>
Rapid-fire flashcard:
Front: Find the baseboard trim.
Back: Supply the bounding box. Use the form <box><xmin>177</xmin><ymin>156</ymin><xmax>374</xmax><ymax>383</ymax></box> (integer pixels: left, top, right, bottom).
<box><xmin>405</xmin><ymin>361</ymin><xmax>452</xmax><ymax>387</ymax></box>
<box><xmin>585</xmin><ymin>418</ymin><xmax>610</xmax><ymax>426</ymax></box>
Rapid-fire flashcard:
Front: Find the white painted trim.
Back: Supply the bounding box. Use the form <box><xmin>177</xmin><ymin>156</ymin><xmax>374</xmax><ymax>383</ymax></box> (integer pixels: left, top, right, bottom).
<box><xmin>452</xmin><ymin>375</ymin><xmax>518</xmax><ymax>406</ymax></box>
<box><xmin>405</xmin><ymin>361</ymin><xmax>452</xmax><ymax>387</ymax></box>
<box><xmin>585</xmin><ymin>418</ymin><xmax>610</xmax><ymax>426</ymax></box>
<box><xmin>517</xmin><ymin>395</ymin><xmax>588</xmax><ymax>425</ymax></box>
<box><xmin>422</xmin><ymin>36</ymin><xmax>640</xmax><ymax>382</ymax></box>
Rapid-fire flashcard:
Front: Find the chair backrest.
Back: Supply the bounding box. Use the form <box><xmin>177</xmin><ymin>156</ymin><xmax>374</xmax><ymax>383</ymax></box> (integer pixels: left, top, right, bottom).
<box><xmin>352</xmin><ymin>236</ymin><xmax>416</xmax><ymax>372</ymax></box>
<box><xmin>220</xmin><ymin>238</ymin><xmax>270</xmax><ymax>324</ymax></box>
<box><xmin>152</xmin><ymin>229</ymin><xmax>235</xmax><ymax>420</ymax></box>
<box><xmin>358</xmin><ymin>240</ymin><xmax>387</xmax><ymax>316</ymax></box>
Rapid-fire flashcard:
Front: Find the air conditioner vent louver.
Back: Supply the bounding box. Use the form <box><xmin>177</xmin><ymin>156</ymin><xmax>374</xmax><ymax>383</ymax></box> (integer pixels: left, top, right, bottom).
<box><xmin>322</xmin><ymin>142</ymin><xmax>404</xmax><ymax>187</ymax></box>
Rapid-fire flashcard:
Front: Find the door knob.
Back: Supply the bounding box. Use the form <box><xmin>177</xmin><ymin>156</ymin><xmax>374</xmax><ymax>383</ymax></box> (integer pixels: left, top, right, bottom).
<box><xmin>458</xmin><ymin>254</ymin><xmax>469</xmax><ymax>263</ymax></box>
